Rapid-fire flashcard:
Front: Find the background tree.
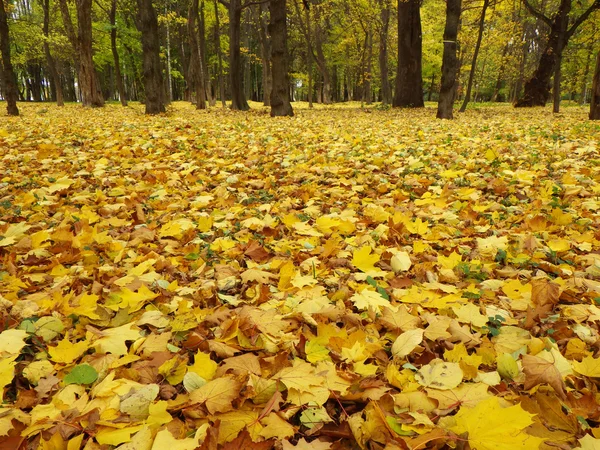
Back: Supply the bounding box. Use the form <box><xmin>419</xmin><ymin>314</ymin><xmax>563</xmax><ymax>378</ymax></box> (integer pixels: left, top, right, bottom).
<box><xmin>515</xmin><ymin>0</ymin><xmax>600</xmax><ymax>107</ymax></box>
<box><xmin>591</xmin><ymin>51</ymin><xmax>600</xmax><ymax>119</ymax></box>
<box><xmin>76</xmin><ymin>0</ymin><xmax>105</xmax><ymax>106</ymax></box>
<box><xmin>459</xmin><ymin>0</ymin><xmax>489</xmax><ymax>112</ymax></box>
<box><xmin>0</xmin><ymin>0</ymin><xmax>19</xmax><ymax>115</ymax></box>
<box><xmin>437</xmin><ymin>0</ymin><xmax>461</xmax><ymax>118</ymax></box>
<box><xmin>268</xmin><ymin>0</ymin><xmax>292</xmax><ymax>115</ymax></box>
<box><xmin>394</xmin><ymin>0</ymin><xmax>424</xmax><ymax>107</ymax></box>
<box><xmin>137</xmin><ymin>0</ymin><xmax>165</xmax><ymax>113</ymax></box>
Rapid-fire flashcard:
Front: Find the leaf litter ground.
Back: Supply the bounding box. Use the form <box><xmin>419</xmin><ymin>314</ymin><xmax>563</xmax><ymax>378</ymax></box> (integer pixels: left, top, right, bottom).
<box><xmin>1</xmin><ymin>102</ymin><xmax>600</xmax><ymax>450</ymax></box>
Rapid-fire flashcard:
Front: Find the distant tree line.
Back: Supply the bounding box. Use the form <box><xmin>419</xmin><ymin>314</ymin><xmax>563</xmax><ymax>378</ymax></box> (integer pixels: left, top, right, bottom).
<box><xmin>0</xmin><ymin>0</ymin><xmax>598</xmax><ymax>118</ymax></box>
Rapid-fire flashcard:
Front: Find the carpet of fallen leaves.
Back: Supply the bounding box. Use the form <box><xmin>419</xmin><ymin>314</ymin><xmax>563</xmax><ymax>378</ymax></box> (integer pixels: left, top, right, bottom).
<box><xmin>1</xmin><ymin>101</ymin><xmax>600</xmax><ymax>450</ymax></box>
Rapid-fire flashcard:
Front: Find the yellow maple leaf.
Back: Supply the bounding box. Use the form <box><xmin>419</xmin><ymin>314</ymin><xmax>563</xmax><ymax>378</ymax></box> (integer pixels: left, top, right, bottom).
<box><xmin>0</xmin><ymin>222</ymin><xmax>31</xmax><ymax>247</ymax></box>
<box><xmin>447</xmin><ymin>396</ymin><xmax>544</xmax><ymax>450</ymax></box>
<box><xmin>150</xmin><ymin>429</ymin><xmax>200</xmax><ymax>450</ymax></box>
<box><xmin>48</xmin><ymin>338</ymin><xmax>89</xmax><ymax>364</ymax></box>
<box><xmin>352</xmin><ymin>246</ymin><xmax>380</xmax><ymax>272</ymax></box>
<box><xmin>0</xmin><ymin>356</ymin><xmax>17</xmax><ymax>394</ymax></box>
<box><xmin>391</xmin><ymin>329</ymin><xmax>424</xmax><ymax>359</ymax></box>
<box><xmin>572</xmin><ymin>356</ymin><xmax>600</xmax><ymax>377</ymax></box>
<box><xmin>0</xmin><ymin>329</ymin><xmax>28</xmax><ymax>356</ymax></box>
<box><xmin>94</xmin><ymin>323</ymin><xmax>141</xmax><ymax>355</ymax></box>
<box><xmin>159</xmin><ymin>357</ymin><xmax>187</xmax><ymax>385</ymax></box>
<box><xmin>188</xmin><ymin>351</ymin><xmax>217</xmax><ymax>380</ymax></box>
<box><xmin>189</xmin><ymin>376</ymin><xmax>241</xmax><ymax>414</ymax></box>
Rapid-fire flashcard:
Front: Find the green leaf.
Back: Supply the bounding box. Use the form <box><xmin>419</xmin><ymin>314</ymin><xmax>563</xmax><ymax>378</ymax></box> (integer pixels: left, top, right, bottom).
<box><xmin>64</xmin><ymin>364</ymin><xmax>98</xmax><ymax>385</ymax></box>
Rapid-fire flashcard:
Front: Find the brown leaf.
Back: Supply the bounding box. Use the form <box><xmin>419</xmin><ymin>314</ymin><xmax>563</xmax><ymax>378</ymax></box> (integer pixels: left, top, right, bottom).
<box><xmin>244</xmin><ymin>240</ymin><xmax>271</xmax><ymax>263</ymax></box>
<box><xmin>522</xmin><ymin>354</ymin><xmax>566</xmax><ymax>399</ymax></box>
<box><xmin>198</xmin><ymin>420</ymin><xmax>220</xmax><ymax>450</ymax></box>
<box><xmin>220</xmin><ymin>429</ymin><xmax>273</xmax><ymax>450</ymax></box>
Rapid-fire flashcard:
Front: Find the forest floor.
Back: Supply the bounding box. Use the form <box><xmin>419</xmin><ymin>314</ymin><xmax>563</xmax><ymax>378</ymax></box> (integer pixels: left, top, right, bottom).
<box><xmin>1</xmin><ymin>102</ymin><xmax>600</xmax><ymax>449</ymax></box>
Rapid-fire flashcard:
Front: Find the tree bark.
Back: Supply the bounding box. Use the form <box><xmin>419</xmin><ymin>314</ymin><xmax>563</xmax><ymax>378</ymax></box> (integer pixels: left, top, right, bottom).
<box><xmin>313</xmin><ymin>7</ymin><xmax>331</xmax><ymax>104</ymax></box>
<box><xmin>214</xmin><ymin>0</ymin><xmax>226</xmax><ymax>107</ymax></box>
<box><xmin>256</xmin><ymin>2</ymin><xmax>272</xmax><ymax>106</ymax></box>
<box><xmin>42</xmin><ymin>0</ymin><xmax>64</xmax><ymax>106</ymax></box>
<box><xmin>393</xmin><ymin>0</ymin><xmax>424</xmax><ymax>108</ymax></box>
<box><xmin>0</xmin><ymin>0</ymin><xmax>18</xmax><ymax>115</ymax></box>
<box><xmin>189</xmin><ymin>0</ymin><xmax>206</xmax><ymax>109</ymax></box>
<box><xmin>378</xmin><ymin>0</ymin><xmax>391</xmax><ymax>105</ymax></box>
<box><xmin>76</xmin><ymin>0</ymin><xmax>104</xmax><ymax>106</ymax></box>
<box><xmin>590</xmin><ymin>52</ymin><xmax>600</xmax><ymax>120</ymax></box>
<box><xmin>268</xmin><ymin>0</ymin><xmax>293</xmax><ymax>116</ymax></box>
<box><xmin>223</xmin><ymin>0</ymin><xmax>249</xmax><ymax>110</ymax></box>
<box><xmin>459</xmin><ymin>0</ymin><xmax>488</xmax><ymax>112</ymax></box>
<box><xmin>516</xmin><ymin>0</ymin><xmax>599</xmax><ymax>107</ymax></box>
<box><xmin>137</xmin><ymin>0</ymin><xmax>165</xmax><ymax>114</ymax></box>
<box><xmin>110</xmin><ymin>0</ymin><xmax>127</xmax><ymax>106</ymax></box>
<box><xmin>437</xmin><ymin>0</ymin><xmax>461</xmax><ymax>119</ymax></box>
<box><xmin>364</xmin><ymin>28</ymin><xmax>373</xmax><ymax>105</ymax></box>
<box><xmin>199</xmin><ymin>1</ymin><xmax>213</xmax><ymax>105</ymax></box>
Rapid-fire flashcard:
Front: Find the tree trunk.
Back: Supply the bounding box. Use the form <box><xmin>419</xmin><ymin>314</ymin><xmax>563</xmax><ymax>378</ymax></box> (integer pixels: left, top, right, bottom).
<box><xmin>365</xmin><ymin>28</ymin><xmax>373</xmax><ymax>105</ymax></box>
<box><xmin>437</xmin><ymin>0</ymin><xmax>460</xmax><ymax>119</ymax></box>
<box><xmin>42</xmin><ymin>0</ymin><xmax>64</xmax><ymax>106</ymax></box>
<box><xmin>137</xmin><ymin>0</ymin><xmax>165</xmax><ymax>114</ymax></box>
<box><xmin>378</xmin><ymin>0</ymin><xmax>391</xmax><ymax>105</ymax></box>
<box><xmin>29</xmin><ymin>64</ymin><xmax>43</xmax><ymax>102</ymax></box>
<box><xmin>514</xmin><ymin>0</ymin><xmax>594</xmax><ymax>107</ymax></box>
<box><xmin>268</xmin><ymin>0</ymin><xmax>293</xmax><ymax>116</ymax></box>
<box><xmin>76</xmin><ymin>0</ymin><xmax>104</xmax><ymax>107</ymax></box>
<box><xmin>199</xmin><ymin>1</ymin><xmax>213</xmax><ymax>105</ymax></box>
<box><xmin>313</xmin><ymin>6</ymin><xmax>331</xmax><ymax>104</ymax></box>
<box><xmin>459</xmin><ymin>0</ymin><xmax>488</xmax><ymax>112</ymax></box>
<box><xmin>590</xmin><ymin>52</ymin><xmax>600</xmax><ymax>120</ymax></box>
<box><xmin>257</xmin><ymin>2</ymin><xmax>272</xmax><ymax>106</ymax></box>
<box><xmin>580</xmin><ymin>44</ymin><xmax>592</xmax><ymax>104</ymax></box>
<box><xmin>393</xmin><ymin>0</ymin><xmax>424</xmax><ymax>108</ymax></box>
<box><xmin>0</xmin><ymin>0</ymin><xmax>18</xmax><ymax>115</ymax></box>
<box><xmin>189</xmin><ymin>0</ymin><xmax>206</xmax><ymax>109</ymax></box>
<box><xmin>109</xmin><ymin>0</ymin><xmax>127</xmax><ymax>106</ymax></box>
<box><xmin>214</xmin><ymin>0</ymin><xmax>226</xmax><ymax>107</ymax></box>
<box><xmin>226</xmin><ymin>0</ymin><xmax>249</xmax><ymax>110</ymax></box>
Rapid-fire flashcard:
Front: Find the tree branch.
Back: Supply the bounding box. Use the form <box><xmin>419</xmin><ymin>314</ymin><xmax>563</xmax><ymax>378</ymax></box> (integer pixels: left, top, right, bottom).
<box><xmin>218</xmin><ymin>0</ymin><xmax>230</xmax><ymax>9</ymax></box>
<box><xmin>241</xmin><ymin>0</ymin><xmax>270</xmax><ymax>9</ymax></box>
<box><xmin>567</xmin><ymin>0</ymin><xmax>600</xmax><ymax>39</ymax></box>
<box><xmin>522</xmin><ymin>0</ymin><xmax>552</xmax><ymax>27</ymax></box>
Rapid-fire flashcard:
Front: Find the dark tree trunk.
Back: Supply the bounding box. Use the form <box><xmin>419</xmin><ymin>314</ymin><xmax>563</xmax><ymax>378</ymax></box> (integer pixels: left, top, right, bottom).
<box><xmin>516</xmin><ymin>0</ymin><xmax>599</xmax><ymax>107</ymax></box>
<box><xmin>189</xmin><ymin>0</ymin><xmax>206</xmax><ymax>109</ymax></box>
<box><xmin>378</xmin><ymin>0</ymin><xmax>391</xmax><ymax>105</ymax></box>
<box><xmin>199</xmin><ymin>1</ymin><xmax>213</xmax><ymax>105</ymax></box>
<box><xmin>42</xmin><ymin>0</ymin><xmax>64</xmax><ymax>106</ymax></box>
<box><xmin>437</xmin><ymin>0</ymin><xmax>460</xmax><ymax>119</ymax></box>
<box><xmin>459</xmin><ymin>0</ymin><xmax>488</xmax><ymax>112</ymax></box>
<box><xmin>580</xmin><ymin>43</ymin><xmax>592</xmax><ymax>104</ymax></box>
<box><xmin>29</xmin><ymin>64</ymin><xmax>43</xmax><ymax>102</ymax></box>
<box><xmin>591</xmin><ymin>52</ymin><xmax>600</xmax><ymax>120</ymax></box>
<box><xmin>428</xmin><ymin>73</ymin><xmax>435</xmax><ymax>101</ymax></box>
<box><xmin>137</xmin><ymin>0</ymin><xmax>165</xmax><ymax>114</ymax></box>
<box><xmin>365</xmin><ymin>28</ymin><xmax>373</xmax><ymax>105</ymax></box>
<box><xmin>224</xmin><ymin>0</ymin><xmax>249</xmax><ymax>110</ymax></box>
<box><xmin>306</xmin><ymin>7</ymin><xmax>313</xmax><ymax>108</ymax></box>
<box><xmin>110</xmin><ymin>0</ymin><xmax>127</xmax><ymax>106</ymax></box>
<box><xmin>257</xmin><ymin>2</ymin><xmax>272</xmax><ymax>106</ymax></box>
<box><xmin>214</xmin><ymin>0</ymin><xmax>226</xmax><ymax>107</ymax></box>
<box><xmin>268</xmin><ymin>0</ymin><xmax>293</xmax><ymax>116</ymax></box>
<box><xmin>76</xmin><ymin>0</ymin><xmax>104</xmax><ymax>106</ymax></box>
<box><xmin>0</xmin><ymin>0</ymin><xmax>18</xmax><ymax>115</ymax></box>
<box><xmin>313</xmin><ymin>8</ymin><xmax>331</xmax><ymax>104</ymax></box>
<box><xmin>393</xmin><ymin>0</ymin><xmax>424</xmax><ymax>108</ymax></box>
<box><xmin>491</xmin><ymin>43</ymin><xmax>509</xmax><ymax>102</ymax></box>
